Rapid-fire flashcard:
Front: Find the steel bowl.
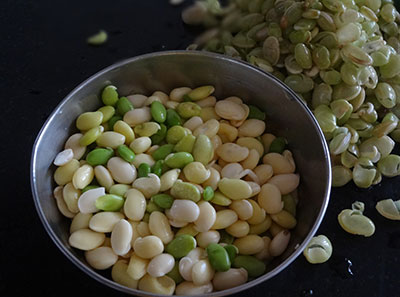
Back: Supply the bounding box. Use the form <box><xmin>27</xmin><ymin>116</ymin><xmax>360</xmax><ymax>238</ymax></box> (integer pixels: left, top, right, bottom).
<box><xmin>31</xmin><ymin>50</ymin><xmax>331</xmax><ymax>296</ymax></box>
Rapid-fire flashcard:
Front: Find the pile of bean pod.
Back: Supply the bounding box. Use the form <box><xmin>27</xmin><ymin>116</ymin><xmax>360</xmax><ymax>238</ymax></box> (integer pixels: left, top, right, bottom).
<box><xmin>181</xmin><ymin>0</ymin><xmax>400</xmax><ymax>189</ymax></box>
<box><xmin>52</xmin><ymin>84</ymin><xmax>300</xmax><ymax>295</ymax></box>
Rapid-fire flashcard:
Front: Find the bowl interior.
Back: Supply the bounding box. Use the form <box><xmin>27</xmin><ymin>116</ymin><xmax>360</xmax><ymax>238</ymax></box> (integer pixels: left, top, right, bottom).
<box><xmin>31</xmin><ymin>51</ymin><xmax>331</xmax><ymax>296</ymax></box>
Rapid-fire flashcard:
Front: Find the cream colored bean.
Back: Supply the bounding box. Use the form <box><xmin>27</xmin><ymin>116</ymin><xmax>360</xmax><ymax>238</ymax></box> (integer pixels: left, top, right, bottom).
<box><xmin>65</xmin><ymin>133</ymin><xmax>86</xmax><ymax>160</ymax></box>
<box><xmin>224</xmin><ymin>96</ymin><xmax>243</xmax><ymax>104</ymax></box>
<box><xmin>127</xmin><ymin>94</ymin><xmax>147</xmax><ymax>108</ymax></box>
<box><xmin>127</xmin><ymin>253</ymin><xmax>149</xmax><ymax>280</ymax></box>
<box><xmin>89</xmin><ymin>211</ymin><xmax>124</xmax><ymax>233</ymax></box>
<box><xmin>132</xmin><ymin>153</ymin><xmax>156</xmax><ymax>168</ymax></box>
<box><xmin>196</xmin><ymin>230</ymin><xmax>220</xmax><ymax>248</ymax></box>
<box><xmin>254</xmin><ymin>164</ymin><xmax>274</xmax><ymax>185</ymax></box>
<box><xmin>54</xmin><ymin>159</ymin><xmax>80</xmax><ymax>186</ymax></box>
<box><xmin>255</xmin><ymin>236</ymin><xmax>273</xmax><ymax>261</ymax></box>
<box><xmin>248</xmin><ymin>181</ymin><xmax>261</xmax><ymax>196</ymax></box>
<box><xmin>200</xmin><ymin>107</ymin><xmax>220</xmax><ymax>122</ymax></box>
<box><xmin>72</xmin><ymin>164</ymin><xmax>94</xmax><ymax>190</ymax></box>
<box><xmin>236</xmin><ymin>137</ymin><xmax>264</xmax><ymax>157</ymax></box>
<box><xmin>183</xmin><ymin>116</ymin><xmax>203</xmax><ymax>131</ymax></box>
<box><xmin>261</xmin><ymin>133</ymin><xmax>276</xmax><ymax>152</ymax></box>
<box><xmin>147</xmin><ymin>253</ymin><xmax>175</xmax><ymax>277</ymax></box>
<box><xmin>176</xmin><ymin>281</ymin><xmax>213</xmax><ymax>295</ymax></box>
<box><xmin>212</xmin><ymin>209</ymin><xmax>238</xmax><ymax>229</ymax></box>
<box><xmin>218</xmin><ymin>177</ymin><xmax>253</xmax><ymax>200</ymax></box>
<box><xmin>249</xmin><ymin>215</ymin><xmax>272</xmax><ymax>235</ymax></box>
<box><xmin>269</xmin><ymin>222</ymin><xmax>285</xmax><ymax>237</ymax></box>
<box><xmin>202</xmin><ymin>167</ymin><xmax>220</xmax><ymax>190</ymax></box>
<box><xmin>217</xmin><ymin>122</ymin><xmax>238</xmax><ymax>143</ymax></box>
<box><xmin>53</xmin><ymin>186</ymin><xmax>75</xmax><ymax>218</ymax></box>
<box><xmin>269</xmin><ymin>230</ymin><xmax>291</xmax><ymax>257</ymax></box>
<box><xmin>149</xmin><ymin>211</ymin><xmax>174</xmax><ymax>244</ymax></box>
<box><xmin>210</xmin><ymin>135</ymin><xmax>222</xmax><ymax>159</ymax></box>
<box><xmin>271</xmin><ymin>210</ymin><xmax>297</xmax><ymax>229</ymax></box>
<box><xmin>128</xmin><ymin>221</ymin><xmax>141</xmax><ymax>246</ymax></box>
<box><xmin>133</xmin><ymin>236</ymin><xmax>164</xmax><ymax>259</ymax></box>
<box><xmin>263</xmin><ymin>153</ymin><xmax>295</xmax><ymax>174</ymax></box>
<box><xmin>217</xmin><ymin>143</ymin><xmax>249</xmax><ymax>163</ymax></box>
<box><xmin>152</xmin><ymin>91</ymin><xmax>169</xmax><ymax>104</ymax></box>
<box><xmin>226</xmin><ymin>220</ymin><xmax>250</xmax><ymax>238</ymax></box>
<box><xmin>54</xmin><ymin>148</ymin><xmax>74</xmax><ymax>166</ymax></box>
<box><xmin>176</xmin><ymin>223</ymin><xmax>200</xmax><ymax>237</ymax></box>
<box><xmin>94</xmin><ymin>165</ymin><xmax>114</xmax><ymax>190</ymax></box>
<box><xmin>234</xmin><ymin>234</ymin><xmax>264</xmax><ymax>255</ymax></box>
<box><xmin>238</xmin><ymin>119</ymin><xmax>266</xmax><ymax>137</ymax></box>
<box><xmin>268</xmin><ymin>174</ymin><xmax>300</xmax><ymax>195</ymax></box>
<box><xmin>192</xmin><ymin>259</ymin><xmax>214</xmax><ymax>286</ymax></box>
<box><xmin>196</xmin><ymin>96</ymin><xmax>217</xmax><ymax>108</ymax></box>
<box><xmin>124</xmin><ymin>189</ymin><xmax>146</xmax><ymax>221</ymax></box>
<box><xmin>183</xmin><ymin>162</ymin><xmax>210</xmax><ymax>184</ymax></box>
<box><xmin>85</xmin><ymin>246</ymin><xmax>118</xmax><ymax>270</ymax></box>
<box><xmin>111</xmin><ymin>219</ymin><xmax>133</xmax><ymax>256</ymax></box>
<box><xmin>193</xmin><ymin>119</ymin><xmax>220</xmax><ymax>138</ymax></box>
<box><xmin>170</xmin><ymin>87</ymin><xmax>192</xmax><ymax>102</ymax></box>
<box><xmin>160</xmin><ymin>169</ymin><xmax>181</xmax><ymax>192</ymax></box>
<box><xmin>112</xmin><ymin>260</ymin><xmax>138</xmax><ymax>289</ymax></box>
<box><xmin>258</xmin><ymin>183</ymin><xmax>283</xmax><ymax>214</ymax></box>
<box><xmin>138</xmin><ymin>274</ymin><xmax>175</xmax><ymax>295</ymax></box>
<box><xmin>137</xmin><ymin>222</ymin><xmax>151</xmax><ymax>237</ymax></box>
<box><xmin>241</xmin><ymin>149</ymin><xmax>260</xmax><ymax>170</ymax></box>
<box><xmin>247</xmin><ymin>199</ymin><xmax>266</xmax><ymax>225</ymax></box>
<box><xmin>194</xmin><ymin>201</ymin><xmax>216</xmax><ymax>232</ymax></box>
<box><xmin>62</xmin><ymin>182</ymin><xmax>80</xmax><ymax>213</ymax></box>
<box><xmin>165</xmin><ymin>100</ymin><xmax>179</xmax><ymax>109</ymax></box>
<box><xmin>230</xmin><ymin>104</ymin><xmax>249</xmax><ymax>127</ymax></box>
<box><xmin>170</xmin><ymin>199</ymin><xmax>200</xmax><ymax>222</ymax></box>
<box><xmin>132</xmin><ymin>173</ymin><xmax>160</xmax><ymax>198</ymax></box>
<box><xmin>78</xmin><ymin>187</ymin><xmax>106</xmax><ymax>214</ymax></box>
<box><xmin>179</xmin><ymin>248</ymin><xmax>205</xmax><ymax>281</ymax></box>
<box><xmin>215</xmin><ymin>100</ymin><xmax>246</xmax><ymax>120</ymax></box>
<box><xmin>144</xmin><ymin>95</ymin><xmax>161</xmax><ymax>106</ymax></box>
<box><xmin>129</xmin><ymin>137</ymin><xmax>152</xmax><ymax>154</ymax></box>
<box><xmin>107</xmin><ymin>157</ymin><xmax>137</xmax><ymax>184</ymax></box>
<box><xmin>123</xmin><ymin>107</ymin><xmax>152</xmax><ymax>127</ymax></box>
<box><xmin>70</xmin><ymin>212</ymin><xmax>92</xmax><ymax>233</ymax></box>
<box><xmin>230</xmin><ymin>199</ymin><xmax>253</xmax><ymax>221</ymax></box>
<box><xmin>96</xmin><ymin>131</ymin><xmax>125</xmax><ymax>149</ymax></box>
<box><xmin>69</xmin><ymin>228</ymin><xmax>105</xmax><ymax>251</ymax></box>
<box><xmin>213</xmin><ymin>268</ymin><xmax>248</xmax><ymax>291</ymax></box>
<box><xmin>221</xmin><ymin>163</ymin><xmax>243</xmax><ymax>179</ymax></box>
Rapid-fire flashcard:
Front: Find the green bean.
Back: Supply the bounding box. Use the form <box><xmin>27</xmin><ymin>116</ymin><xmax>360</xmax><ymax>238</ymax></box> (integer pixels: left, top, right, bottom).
<box><xmin>174</xmin><ymin>134</ymin><xmax>196</xmax><ymax>153</ymax></box>
<box><xmin>206</xmin><ymin>243</ymin><xmax>231</xmax><ymax>272</ymax></box>
<box><xmin>95</xmin><ymin>194</ymin><xmax>124</xmax><ymax>211</ymax></box>
<box><xmin>165</xmin><ymin>152</ymin><xmax>194</xmax><ymax>168</ymax></box>
<box><xmin>151</xmin><ymin>101</ymin><xmax>167</xmax><ymax>123</ymax></box>
<box><xmin>79</xmin><ymin>126</ymin><xmax>103</xmax><ymax>146</ymax></box>
<box><xmin>152</xmin><ymin>144</ymin><xmax>175</xmax><ymax>161</ymax></box>
<box><xmin>86</xmin><ymin>148</ymin><xmax>114</xmax><ymax>166</ymax></box>
<box><xmin>152</xmin><ymin>193</ymin><xmax>174</xmax><ymax>209</ymax></box>
<box><xmin>138</xmin><ymin>163</ymin><xmax>151</xmax><ymax>178</ymax></box>
<box><xmin>82</xmin><ymin>184</ymin><xmax>99</xmax><ymax>193</ymax></box>
<box><xmin>176</xmin><ymin>102</ymin><xmax>202</xmax><ymax>119</ymax></box>
<box><xmin>192</xmin><ymin>134</ymin><xmax>213</xmax><ymax>165</ymax></box>
<box><xmin>223</xmin><ymin>244</ymin><xmax>238</xmax><ymax>263</ymax></box>
<box><xmin>170</xmin><ymin>180</ymin><xmax>201</xmax><ymax>202</ymax></box>
<box><xmin>166</xmin><ymin>262</ymin><xmax>183</xmax><ymax>284</ymax></box>
<box><xmin>166</xmin><ymin>109</ymin><xmax>182</xmax><ymax>127</ymax></box>
<box><xmin>117</xmin><ymin>145</ymin><xmax>135</xmax><ymax>163</ymax></box>
<box><xmin>219</xmin><ymin>230</ymin><xmax>234</xmax><ymax>244</ymax></box>
<box><xmin>203</xmin><ymin>186</ymin><xmax>215</xmax><ymax>201</ymax></box>
<box><xmin>116</xmin><ymin>97</ymin><xmax>134</xmax><ymax>116</ymax></box>
<box><xmin>101</xmin><ymin>85</ymin><xmax>119</xmax><ymax>106</ymax></box>
<box><xmin>151</xmin><ymin>160</ymin><xmax>164</xmax><ymax>177</ymax></box>
<box><xmin>98</xmin><ymin>106</ymin><xmax>115</xmax><ymax>123</ymax></box>
<box><xmin>233</xmin><ymin>255</ymin><xmax>265</xmax><ymax>277</ymax></box>
<box><xmin>151</xmin><ymin>124</ymin><xmax>167</xmax><ymax>145</ymax></box>
<box><xmin>108</xmin><ymin>115</ymin><xmax>122</xmax><ymax>130</ymax></box>
<box><xmin>166</xmin><ymin>234</ymin><xmax>196</xmax><ymax>258</ymax></box>
<box><xmin>294</xmin><ymin>43</ymin><xmax>312</xmax><ymax>69</ymax></box>
<box><xmin>248</xmin><ymin>105</ymin><xmax>266</xmax><ymax>120</ymax></box>
<box><xmin>109</xmin><ymin>184</ymin><xmax>130</xmax><ymax>197</ymax></box>
<box><xmin>146</xmin><ymin>200</ymin><xmax>163</xmax><ymax>213</ymax></box>
<box><xmin>268</xmin><ymin>137</ymin><xmax>287</xmax><ymax>154</ymax></box>
<box><xmin>87</xmin><ymin>30</ymin><xmax>108</xmax><ymax>45</ymax></box>
<box><xmin>166</xmin><ymin>126</ymin><xmax>188</xmax><ymax>144</ymax></box>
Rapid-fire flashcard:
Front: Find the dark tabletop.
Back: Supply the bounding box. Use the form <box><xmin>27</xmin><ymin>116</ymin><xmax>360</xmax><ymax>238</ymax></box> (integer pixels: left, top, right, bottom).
<box><xmin>1</xmin><ymin>1</ymin><xmax>400</xmax><ymax>297</ymax></box>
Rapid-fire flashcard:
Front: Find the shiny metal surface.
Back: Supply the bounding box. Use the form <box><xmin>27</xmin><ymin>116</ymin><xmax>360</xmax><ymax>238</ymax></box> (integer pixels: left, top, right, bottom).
<box><xmin>31</xmin><ymin>50</ymin><xmax>331</xmax><ymax>296</ymax></box>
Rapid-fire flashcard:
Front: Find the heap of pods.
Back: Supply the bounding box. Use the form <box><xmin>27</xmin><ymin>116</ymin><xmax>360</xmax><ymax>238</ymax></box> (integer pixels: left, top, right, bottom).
<box><xmin>52</xmin><ymin>84</ymin><xmax>301</xmax><ymax>295</ymax></box>
<box><xmin>182</xmin><ymin>0</ymin><xmax>400</xmax><ymax>188</ymax></box>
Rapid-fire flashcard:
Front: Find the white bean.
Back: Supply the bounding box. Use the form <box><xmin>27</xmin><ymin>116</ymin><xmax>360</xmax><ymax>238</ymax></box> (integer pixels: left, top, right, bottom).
<box><xmin>149</xmin><ymin>211</ymin><xmax>174</xmax><ymax>244</ymax></box>
<box><xmin>129</xmin><ymin>137</ymin><xmax>152</xmax><ymax>154</ymax></box>
<box><xmin>132</xmin><ymin>153</ymin><xmax>155</xmax><ymax>168</ymax></box>
<box><xmin>196</xmin><ymin>230</ymin><xmax>220</xmax><ymax>248</ymax></box>
<box><xmin>192</xmin><ymin>259</ymin><xmax>214</xmax><ymax>285</ymax></box>
<box><xmin>69</xmin><ymin>228</ymin><xmax>105</xmax><ymax>251</ymax></box>
<box><xmin>89</xmin><ymin>211</ymin><xmax>124</xmax><ymax>233</ymax></box>
<box><xmin>215</xmin><ymin>100</ymin><xmax>246</xmax><ymax>120</ymax></box>
<box><xmin>70</xmin><ymin>212</ymin><xmax>92</xmax><ymax>233</ymax></box>
<box><xmin>170</xmin><ymin>199</ymin><xmax>200</xmax><ymax>222</ymax></box>
<box><xmin>213</xmin><ymin>268</ymin><xmax>248</xmax><ymax>291</ymax></box>
<box><xmin>54</xmin><ymin>148</ymin><xmax>74</xmax><ymax>166</ymax></box>
<box><xmin>133</xmin><ymin>236</ymin><xmax>164</xmax><ymax>259</ymax></box>
<box><xmin>94</xmin><ymin>165</ymin><xmax>114</xmax><ymax>190</ymax></box>
<box><xmin>123</xmin><ymin>107</ymin><xmax>152</xmax><ymax>127</ymax></box>
<box><xmin>175</xmin><ymin>282</ymin><xmax>213</xmax><ymax>295</ymax></box>
<box><xmin>107</xmin><ymin>157</ymin><xmax>137</xmax><ymax>184</ymax></box>
<box><xmin>111</xmin><ymin>219</ymin><xmax>133</xmax><ymax>256</ymax></box>
<box><xmin>183</xmin><ymin>116</ymin><xmax>203</xmax><ymax>131</ymax></box>
<box><xmin>85</xmin><ymin>246</ymin><xmax>118</xmax><ymax>270</ymax></box>
<box><xmin>124</xmin><ymin>189</ymin><xmax>146</xmax><ymax>221</ymax></box>
<box><xmin>194</xmin><ymin>201</ymin><xmax>216</xmax><ymax>232</ymax></box>
<box><xmin>132</xmin><ymin>173</ymin><xmax>161</xmax><ymax>198</ymax></box>
<box><xmin>111</xmin><ymin>260</ymin><xmax>138</xmax><ymax>289</ymax></box>
<box><xmin>127</xmin><ymin>94</ymin><xmax>147</xmax><ymax>108</ymax></box>
<box><xmin>269</xmin><ymin>230</ymin><xmax>291</xmax><ymax>257</ymax></box>
<box><xmin>146</xmin><ymin>253</ymin><xmax>175</xmax><ymax>277</ymax></box>
<box><xmin>160</xmin><ymin>169</ymin><xmax>181</xmax><ymax>192</ymax></box>
<box><xmin>64</xmin><ymin>133</ymin><xmax>86</xmax><ymax>160</ymax></box>
<box><xmin>77</xmin><ymin>187</ymin><xmax>105</xmax><ymax>214</ymax></box>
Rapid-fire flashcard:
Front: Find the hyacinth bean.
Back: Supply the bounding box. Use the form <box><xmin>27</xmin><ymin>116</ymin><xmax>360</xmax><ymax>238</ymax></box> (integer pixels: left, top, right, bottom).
<box><xmin>338</xmin><ymin>201</ymin><xmax>375</xmax><ymax>237</ymax></box>
<box><xmin>303</xmin><ymin>235</ymin><xmax>333</xmax><ymax>264</ymax></box>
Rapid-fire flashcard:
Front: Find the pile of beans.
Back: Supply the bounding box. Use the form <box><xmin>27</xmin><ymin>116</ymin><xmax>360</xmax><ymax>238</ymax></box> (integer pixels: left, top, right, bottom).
<box><xmin>52</xmin><ymin>84</ymin><xmax>300</xmax><ymax>295</ymax></box>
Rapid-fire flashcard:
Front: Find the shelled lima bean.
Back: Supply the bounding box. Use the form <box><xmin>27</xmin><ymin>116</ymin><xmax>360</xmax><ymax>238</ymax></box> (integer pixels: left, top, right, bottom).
<box><xmin>182</xmin><ymin>0</ymin><xmax>400</xmax><ymax>189</ymax></box>
<box><xmin>52</xmin><ymin>83</ymin><xmax>301</xmax><ymax>295</ymax></box>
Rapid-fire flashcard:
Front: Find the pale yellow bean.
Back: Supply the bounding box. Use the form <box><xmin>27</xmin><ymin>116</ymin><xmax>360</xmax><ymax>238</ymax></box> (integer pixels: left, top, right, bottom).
<box><xmin>170</xmin><ymin>87</ymin><xmax>192</xmax><ymax>102</ymax></box>
<box><xmin>234</xmin><ymin>234</ymin><xmax>264</xmax><ymax>255</ymax></box>
<box><xmin>200</xmin><ymin>107</ymin><xmax>220</xmax><ymax>122</ymax></box>
<box><xmin>217</xmin><ymin>143</ymin><xmax>249</xmax><ymax>163</ymax></box>
<box><xmin>64</xmin><ymin>133</ymin><xmax>86</xmax><ymax>160</ymax></box>
<box><xmin>254</xmin><ymin>164</ymin><xmax>274</xmax><ymax>185</ymax></box>
<box><xmin>127</xmin><ymin>253</ymin><xmax>149</xmax><ymax>280</ymax></box>
<box><xmin>212</xmin><ymin>209</ymin><xmax>238</xmax><ymax>229</ymax></box>
<box><xmin>147</xmin><ymin>253</ymin><xmax>175</xmax><ymax>277</ymax></box>
<box><xmin>124</xmin><ymin>188</ymin><xmax>146</xmax><ymax>221</ymax></box>
<box><xmin>160</xmin><ymin>169</ymin><xmax>181</xmax><ymax>192</ymax></box>
<box><xmin>89</xmin><ymin>211</ymin><xmax>124</xmax><ymax>233</ymax></box>
<box><xmin>69</xmin><ymin>228</ymin><xmax>105</xmax><ymax>251</ymax></box>
<box><xmin>96</xmin><ymin>131</ymin><xmax>125</xmax><ymax>148</ymax></box>
<box><xmin>138</xmin><ymin>274</ymin><xmax>175</xmax><ymax>295</ymax></box>
<box><xmin>94</xmin><ymin>165</ymin><xmax>114</xmax><ymax>190</ymax></box>
<box><xmin>194</xmin><ymin>201</ymin><xmax>216</xmax><ymax>232</ymax></box>
<box><xmin>128</xmin><ymin>221</ymin><xmax>141</xmax><ymax>246</ymax></box>
<box><xmin>111</xmin><ymin>219</ymin><xmax>133</xmax><ymax>256</ymax></box>
<box><xmin>137</xmin><ymin>222</ymin><xmax>151</xmax><ymax>237</ymax></box>
<box><xmin>269</xmin><ymin>230</ymin><xmax>291</xmax><ymax>257</ymax></box>
<box><xmin>247</xmin><ymin>199</ymin><xmax>266</xmax><ymax>225</ymax></box>
<box><xmin>113</xmin><ymin>120</ymin><xmax>135</xmax><ymax>144</ymax></box>
<box><xmin>268</xmin><ymin>174</ymin><xmax>300</xmax><ymax>195</ymax></box>
<box><xmin>54</xmin><ymin>159</ymin><xmax>80</xmax><ymax>186</ymax></box>
<box><xmin>176</xmin><ymin>223</ymin><xmax>200</xmax><ymax>237</ymax></box>
<box><xmin>240</xmin><ymin>149</ymin><xmax>260</xmax><ymax>170</ymax></box>
<box><xmin>263</xmin><ymin>153</ymin><xmax>295</xmax><ymax>174</ymax></box>
<box><xmin>269</xmin><ymin>222</ymin><xmax>285</xmax><ymax>237</ymax></box>
<box><xmin>149</xmin><ymin>211</ymin><xmax>174</xmax><ymax>244</ymax></box>
<box><xmin>70</xmin><ymin>212</ymin><xmax>92</xmax><ymax>233</ymax></box>
<box><xmin>247</xmin><ymin>181</ymin><xmax>261</xmax><ymax>196</ymax></box>
<box><xmin>129</xmin><ymin>137</ymin><xmax>152</xmax><ymax>154</ymax></box>
<box><xmin>54</xmin><ymin>148</ymin><xmax>74</xmax><ymax>166</ymax></box>
<box><xmin>107</xmin><ymin>157</ymin><xmax>137</xmax><ymax>184</ymax></box>
<box><xmin>215</xmin><ymin>100</ymin><xmax>246</xmax><ymax>120</ymax></box>
<box><xmin>255</xmin><ymin>236</ymin><xmax>273</xmax><ymax>261</ymax></box>
<box><xmin>196</xmin><ymin>230</ymin><xmax>220</xmax><ymax>248</ymax></box>
<box><xmin>53</xmin><ymin>186</ymin><xmax>75</xmax><ymax>218</ymax></box>
<box><xmin>218</xmin><ymin>178</ymin><xmax>253</xmax><ymax>200</ymax></box>
<box><xmin>127</xmin><ymin>94</ymin><xmax>147</xmax><ymax>108</ymax></box>
<box><xmin>133</xmin><ymin>236</ymin><xmax>164</xmax><ymax>259</ymax></box>
<box><xmin>230</xmin><ymin>199</ymin><xmax>253</xmax><ymax>221</ymax></box>
<box><xmin>196</xmin><ymin>96</ymin><xmax>217</xmax><ymax>107</ymax></box>
<box><xmin>132</xmin><ymin>173</ymin><xmax>161</xmax><ymax>198</ymax></box>
<box><xmin>221</xmin><ymin>163</ymin><xmax>243</xmax><ymax>179</ymax></box>
<box><xmin>193</xmin><ymin>119</ymin><xmax>220</xmax><ymax>138</ymax></box>
<box><xmin>175</xmin><ymin>282</ymin><xmax>213</xmax><ymax>295</ymax></box>
<box><xmin>123</xmin><ymin>107</ymin><xmax>152</xmax><ymax>127</ymax></box>
<box><xmin>202</xmin><ymin>167</ymin><xmax>220</xmax><ymax>190</ymax></box>
<box><xmin>230</xmin><ymin>104</ymin><xmax>249</xmax><ymax>127</ymax></box>
<box><xmin>271</xmin><ymin>210</ymin><xmax>297</xmax><ymax>229</ymax></box>
<box><xmin>210</xmin><ymin>135</ymin><xmax>222</xmax><ymax>160</ymax></box>
<box><xmin>183</xmin><ymin>162</ymin><xmax>211</xmax><ymax>184</ymax></box>
<box><xmin>226</xmin><ymin>220</ymin><xmax>250</xmax><ymax>238</ymax></box>
<box><xmin>236</xmin><ymin>137</ymin><xmax>264</xmax><ymax>157</ymax></box>
<box><xmin>217</xmin><ymin>122</ymin><xmax>238</xmax><ymax>143</ymax></box>
<box><xmin>261</xmin><ymin>133</ymin><xmax>276</xmax><ymax>153</ymax></box>
<box><xmin>62</xmin><ymin>182</ymin><xmax>80</xmax><ymax>213</ymax></box>
<box><xmin>183</xmin><ymin>116</ymin><xmax>203</xmax><ymax>131</ymax></box>
<box><xmin>249</xmin><ymin>216</ymin><xmax>272</xmax><ymax>235</ymax></box>
<box><xmin>132</xmin><ymin>153</ymin><xmax>156</xmax><ymax>168</ymax></box>
<box><xmin>72</xmin><ymin>164</ymin><xmax>94</xmax><ymax>190</ymax></box>
<box><xmin>112</xmin><ymin>259</ymin><xmax>138</xmax><ymax>289</ymax></box>
<box><xmin>258</xmin><ymin>183</ymin><xmax>283</xmax><ymax>214</ymax></box>
<box><xmin>238</xmin><ymin>119</ymin><xmax>266</xmax><ymax>137</ymax></box>
<box><xmin>213</xmin><ymin>268</ymin><xmax>248</xmax><ymax>291</ymax></box>
<box><xmin>85</xmin><ymin>246</ymin><xmax>118</xmax><ymax>270</ymax></box>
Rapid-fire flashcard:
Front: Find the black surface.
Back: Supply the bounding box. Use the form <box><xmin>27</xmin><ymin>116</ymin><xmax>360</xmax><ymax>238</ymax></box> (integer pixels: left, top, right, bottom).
<box><xmin>1</xmin><ymin>1</ymin><xmax>400</xmax><ymax>296</ymax></box>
